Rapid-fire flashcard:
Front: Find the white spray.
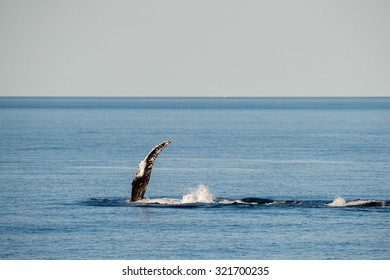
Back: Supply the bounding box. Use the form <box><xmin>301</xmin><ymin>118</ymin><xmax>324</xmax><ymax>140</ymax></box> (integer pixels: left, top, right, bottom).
<box><xmin>180</xmin><ymin>184</ymin><xmax>214</xmax><ymax>203</ymax></box>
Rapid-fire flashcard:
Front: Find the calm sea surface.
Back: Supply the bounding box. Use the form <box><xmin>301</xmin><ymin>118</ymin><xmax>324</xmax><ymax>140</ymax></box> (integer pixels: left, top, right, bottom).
<box><xmin>0</xmin><ymin>97</ymin><xmax>389</xmax><ymax>259</ymax></box>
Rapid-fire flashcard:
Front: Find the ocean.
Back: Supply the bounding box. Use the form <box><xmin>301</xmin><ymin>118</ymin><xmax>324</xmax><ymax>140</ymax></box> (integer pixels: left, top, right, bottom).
<box><xmin>0</xmin><ymin>97</ymin><xmax>389</xmax><ymax>259</ymax></box>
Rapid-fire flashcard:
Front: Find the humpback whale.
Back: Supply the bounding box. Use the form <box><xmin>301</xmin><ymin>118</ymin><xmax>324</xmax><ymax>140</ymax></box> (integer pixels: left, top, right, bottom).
<box><xmin>126</xmin><ymin>140</ymin><xmax>387</xmax><ymax>207</ymax></box>
<box><xmin>130</xmin><ymin>140</ymin><xmax>171</xmax><ymax>202</ymax></box>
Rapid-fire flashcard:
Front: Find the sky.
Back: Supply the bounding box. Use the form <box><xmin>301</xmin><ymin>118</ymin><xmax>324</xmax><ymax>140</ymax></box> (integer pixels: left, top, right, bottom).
<box><xmin>0</xmin><ymin>0</ymin><xmax>389</xmax><ymax>97</ymax></box>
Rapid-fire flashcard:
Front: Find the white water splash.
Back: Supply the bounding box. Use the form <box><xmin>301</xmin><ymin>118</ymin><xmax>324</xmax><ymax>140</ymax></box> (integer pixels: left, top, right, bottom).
<box><xmin>180</xmin><ymin>184</ymin><xmax>214</xmax><ymax>203</ymax></box>
<box><xmin>133</xmin><ymin>184</ymin><xmax>214</xmax><ymax>204</ymax></box>
<box><xmin>327</xmin><ymin>196</ymin><xmax>347</xmax><ymax>206</ymax></box>
<box><xmin>327</xmin><ymin>196</ymin><xmax>386</xmax><ymax>207</ymax></box>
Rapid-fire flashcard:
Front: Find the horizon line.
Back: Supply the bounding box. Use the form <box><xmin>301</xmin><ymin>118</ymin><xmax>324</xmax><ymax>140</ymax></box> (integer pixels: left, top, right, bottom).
<box><xmin>1</xmin><ymin>95</ymin><xmax>389</xmax><ymax>98</ymax></box>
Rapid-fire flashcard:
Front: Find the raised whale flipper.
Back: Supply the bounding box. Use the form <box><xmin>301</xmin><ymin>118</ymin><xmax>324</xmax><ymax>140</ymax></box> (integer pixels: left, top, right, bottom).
<box><xmin>130</xmin><ymin>140</ymin><xmax>171</xmax><ymax>202</ymax></box>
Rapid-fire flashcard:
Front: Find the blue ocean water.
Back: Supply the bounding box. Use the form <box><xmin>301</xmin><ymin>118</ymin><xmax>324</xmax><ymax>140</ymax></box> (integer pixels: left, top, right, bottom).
<box><xmin>0</xmin><ymin>97</ymin><xmax>389</xmax><ymax>260</ymax></box>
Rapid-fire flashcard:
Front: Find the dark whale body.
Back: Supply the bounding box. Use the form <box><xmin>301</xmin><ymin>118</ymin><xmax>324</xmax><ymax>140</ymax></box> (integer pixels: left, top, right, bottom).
<box><xmin>240</xmin><ymin>198</ymin><xmax>275</xmax><ymax>204</ymax></box>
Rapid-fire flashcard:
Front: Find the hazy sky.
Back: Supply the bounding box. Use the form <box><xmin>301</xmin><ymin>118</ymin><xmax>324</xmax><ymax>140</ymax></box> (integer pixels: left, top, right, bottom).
<box><xmin>1</xmin><ymin>0</ymin><xmax>389</xmax><ymax>97</ymax></box>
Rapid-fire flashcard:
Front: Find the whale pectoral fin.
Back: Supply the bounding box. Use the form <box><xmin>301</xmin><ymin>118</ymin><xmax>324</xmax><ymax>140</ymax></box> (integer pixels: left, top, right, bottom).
<box><xmin>130</xmin><ymin>140</ymin><xmax>171</xmax><ymax>202</ymax></box>
<box><xmin>144</xmin><ymin>140</ymin><xmax>171</xmax><ymax>163</ymax></box>
<box><xmin>131</xmin><ymin>176</ymin><xmax>149</xmax><ymax>202</ymax></box>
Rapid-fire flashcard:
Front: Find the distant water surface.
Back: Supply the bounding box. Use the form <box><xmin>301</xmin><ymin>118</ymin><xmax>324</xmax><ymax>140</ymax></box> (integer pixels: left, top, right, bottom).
<box><xmin>0</xmin><ymin>97</ymin><xmax>389</xmax><ymax>259</ymax></box>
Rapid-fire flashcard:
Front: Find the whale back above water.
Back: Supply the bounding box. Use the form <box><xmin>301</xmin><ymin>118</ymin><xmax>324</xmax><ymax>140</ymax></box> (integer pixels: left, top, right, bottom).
<box><xmin>130</xmin><ymin>140</ymin><xmax>171</xmax><ymax>202</ymax></box>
